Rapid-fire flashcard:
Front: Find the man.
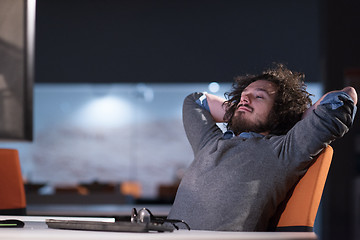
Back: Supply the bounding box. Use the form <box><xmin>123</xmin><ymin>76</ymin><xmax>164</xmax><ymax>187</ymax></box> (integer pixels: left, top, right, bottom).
<box><xmin>167</xmin><ymin>64</ymin><xmax>357</xmax><ymax>231</ymax></box>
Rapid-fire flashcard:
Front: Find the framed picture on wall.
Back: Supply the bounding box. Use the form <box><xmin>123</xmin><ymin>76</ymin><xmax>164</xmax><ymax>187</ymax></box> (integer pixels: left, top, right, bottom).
<box><xmin>0</xmin><ymin>0</ymin><xmax>35</xmax><ymax>140</ymax></box>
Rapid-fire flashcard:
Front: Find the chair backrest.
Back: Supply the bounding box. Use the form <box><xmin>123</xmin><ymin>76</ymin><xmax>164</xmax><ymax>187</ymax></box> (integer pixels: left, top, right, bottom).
<box><xmin>0</xmin><ymin>149</ymin><xmax>27</xmax><ymax>215</ymax></box>
<box><xmin>276</xmin><ymin>145</ymin><xmax>333</xmax><ymax>232</ymax></box>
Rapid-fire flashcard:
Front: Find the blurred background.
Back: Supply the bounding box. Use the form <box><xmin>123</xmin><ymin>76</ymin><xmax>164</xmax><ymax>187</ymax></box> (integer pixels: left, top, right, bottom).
<box><xmin>0</xmin><ymin>0</ymin><xmax>359</xmax><ymax>239</ymax></box>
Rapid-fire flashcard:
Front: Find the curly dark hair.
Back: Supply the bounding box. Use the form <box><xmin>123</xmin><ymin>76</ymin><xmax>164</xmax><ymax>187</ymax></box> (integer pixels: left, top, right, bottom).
<box><xmin>223</xmin><ymin>64</ymin><xmax>313</xmax><ymax>135</ymax></box>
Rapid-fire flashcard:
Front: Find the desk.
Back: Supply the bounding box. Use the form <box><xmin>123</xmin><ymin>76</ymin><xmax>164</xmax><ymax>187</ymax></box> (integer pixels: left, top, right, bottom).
<box><xmin>0</xmin><ymin>216</ymin><xmax>317</xmax><ymax>240</ymax></box>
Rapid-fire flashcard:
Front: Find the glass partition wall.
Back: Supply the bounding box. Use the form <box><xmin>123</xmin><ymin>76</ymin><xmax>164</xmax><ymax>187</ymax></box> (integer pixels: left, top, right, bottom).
<box><xmin>1</xmin><ymin>82</ymin><xmax>322</xmax><ymax>203</ymax></box>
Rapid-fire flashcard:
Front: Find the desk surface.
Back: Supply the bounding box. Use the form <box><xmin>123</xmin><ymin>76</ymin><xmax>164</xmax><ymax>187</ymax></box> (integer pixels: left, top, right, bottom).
<box><xmin>0</xmin><ymin>216</ymin><xmax>317</xmax><ymax>240</ymax></box>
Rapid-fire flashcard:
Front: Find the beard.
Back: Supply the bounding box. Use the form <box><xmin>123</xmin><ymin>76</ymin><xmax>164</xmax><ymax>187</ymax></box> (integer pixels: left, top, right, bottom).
<box><xmin>229</xmin><ymin>110</ymin><xmax>276</xmax><ymax>136</ymax></box>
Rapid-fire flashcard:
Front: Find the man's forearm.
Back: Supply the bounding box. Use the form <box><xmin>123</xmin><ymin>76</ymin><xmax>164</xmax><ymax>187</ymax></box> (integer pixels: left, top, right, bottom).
<box><xmin>205</xmin><ymin>93</ymin><xmax>227</xmax><ymax>122</ymax></box>
<box><xmin>343</xmin><ymin>86</ymin><xmax>358</xmax><ymax>105</ymax></box>
<box><xmin>302</xmin><ymin>86</ymin><xmax>358</xmax><ymax>119</ymax></box>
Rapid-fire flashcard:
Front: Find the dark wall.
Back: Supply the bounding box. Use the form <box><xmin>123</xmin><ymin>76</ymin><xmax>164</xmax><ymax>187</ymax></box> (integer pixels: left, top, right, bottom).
<box><xmin>320</xmin><ymin>1</ymin><xmax>360</xmax><ymax>240</ymax></box>
<box><xmin>35</xmin><ymin>0</ymin><xmax>320</xmax><ymax>83</ymax></box>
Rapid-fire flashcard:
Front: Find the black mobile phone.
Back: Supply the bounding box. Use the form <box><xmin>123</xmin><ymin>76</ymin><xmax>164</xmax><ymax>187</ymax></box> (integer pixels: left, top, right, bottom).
<box><xmin>0</xmin><ymin>219</ymin><xmax>25</xmax><ymax>228</ymax></box>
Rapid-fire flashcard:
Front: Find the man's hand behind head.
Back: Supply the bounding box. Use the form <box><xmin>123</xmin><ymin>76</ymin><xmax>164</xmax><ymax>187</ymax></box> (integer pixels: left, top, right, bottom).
<box><xmin>342</xmin><ymin>86</ymin><xmax>357</xmax><ymax>105</ymax></box>
<box><xmin>302</xmin><ymin>86</ymin><xmax>358</xmax><ymax>119</ymax></box>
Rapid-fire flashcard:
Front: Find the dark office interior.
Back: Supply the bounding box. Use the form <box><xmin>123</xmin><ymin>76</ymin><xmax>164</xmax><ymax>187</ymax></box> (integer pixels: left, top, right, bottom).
<box><xmin>1</xmin><ymin>0</ymin><xmax>360</xmax><ymax>239</ymax></box>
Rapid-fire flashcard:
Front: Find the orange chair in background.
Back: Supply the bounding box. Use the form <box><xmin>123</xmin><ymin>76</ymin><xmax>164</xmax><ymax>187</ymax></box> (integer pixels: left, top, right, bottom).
<box><xmin>121</xmin><ymin>181</ymin><xmax>142</xmax><ymax>199</ymax></box>
<box><xmin>275</xmin><ymin>145</ymin><xmax>333</xmax><ymax>231</ymax></box>
<box><xmin>0</xmin><ymin>149</ymin><xmax>27</xmax><ymax>215</ymax></box>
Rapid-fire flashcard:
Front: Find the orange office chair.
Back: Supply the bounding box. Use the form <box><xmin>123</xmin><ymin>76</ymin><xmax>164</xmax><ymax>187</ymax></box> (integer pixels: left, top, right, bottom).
<box><xmin>275</xmin><ymin>145</ymin><xmax>333</xmax><ymax>232</ymax></box>
<box><xmin>0</xmin><ymin>149</ymin><xmax>27</xmax><ymax>215</ymax></box>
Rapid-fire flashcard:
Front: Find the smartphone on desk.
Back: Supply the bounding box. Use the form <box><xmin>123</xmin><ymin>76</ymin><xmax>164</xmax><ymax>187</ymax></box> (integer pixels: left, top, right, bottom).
<box><xmin>0</xmin><ymin>219</ymin><xmax>25</xmax><ymax>228</ymax></box>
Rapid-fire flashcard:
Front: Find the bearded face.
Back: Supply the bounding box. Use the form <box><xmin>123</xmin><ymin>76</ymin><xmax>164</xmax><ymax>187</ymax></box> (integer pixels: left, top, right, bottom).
<box><xmin>229</xmin><ymin>106</ymin><xmax>277</xmax><ymax>135</ymax></box>
<box><xmin>228</xmin><ymin>80</ymin><xmax>278</xmax><ymax>136</ymax></box>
